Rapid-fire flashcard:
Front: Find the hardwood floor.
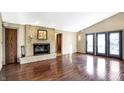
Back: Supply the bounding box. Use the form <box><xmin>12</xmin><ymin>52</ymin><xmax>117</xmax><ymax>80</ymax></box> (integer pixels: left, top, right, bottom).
<box><xmin>1</xmin><ymin>53</ymin><xmax>124</xmax><ymax>81</ymax></box>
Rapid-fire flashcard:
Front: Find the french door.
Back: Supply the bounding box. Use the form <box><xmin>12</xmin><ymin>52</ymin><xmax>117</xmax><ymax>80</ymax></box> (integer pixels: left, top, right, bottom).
<box><xmin>96</xmin><ymin>32</ymin><xmax>107</xmax><ymax>56</ymax></box>
<box><xmin>86</xmin><ymin>33</ymin><xmax>94</xmax><ymax>54</ymax></box>
<box><xmin>86</xmin><ymin>31</ymin><xmax>122</xmax><ymax>59</ymax></box>
<box><xmin>108</xmin><ymin>31</ymin><xmax>122</xmax><ymax>59</ymax></box>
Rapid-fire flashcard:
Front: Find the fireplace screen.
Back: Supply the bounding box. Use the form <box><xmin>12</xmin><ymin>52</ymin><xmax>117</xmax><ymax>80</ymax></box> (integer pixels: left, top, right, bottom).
<box><xmin>33</xmin><ymin>43</ymin><xmax>50</xmax><ymax>55</ymax></box>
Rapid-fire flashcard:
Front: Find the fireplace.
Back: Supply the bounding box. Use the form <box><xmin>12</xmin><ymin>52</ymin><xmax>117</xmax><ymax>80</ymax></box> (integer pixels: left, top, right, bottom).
<box><xmin>33</xmin><ymin>43</ymin><xmax>50</xmax><ymax>55</ymax></box>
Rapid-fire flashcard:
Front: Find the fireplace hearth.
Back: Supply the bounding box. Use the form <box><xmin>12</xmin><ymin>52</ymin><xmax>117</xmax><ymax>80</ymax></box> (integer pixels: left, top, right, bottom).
<box><xmin>33</xmin><ymin>43</ymin><xmax>50</xmax><ymax>55</ymax></box>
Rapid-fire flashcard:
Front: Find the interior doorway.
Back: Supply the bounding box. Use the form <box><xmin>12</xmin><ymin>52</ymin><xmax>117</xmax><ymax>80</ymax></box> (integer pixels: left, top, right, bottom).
<box><xmin>5</xmin><ymin>28</ymin><xmax>17</xmax><ymax>65</ymax></box>
<box><xmin>56</xmin><ymin>33</ymin><xmax>62</xmax><ymax>56</ymax></box>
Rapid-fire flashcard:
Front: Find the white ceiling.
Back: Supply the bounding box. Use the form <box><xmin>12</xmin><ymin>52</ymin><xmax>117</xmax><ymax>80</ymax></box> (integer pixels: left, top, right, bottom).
<box><xmin>1</xmin><ymin>12</ymin><xmax>118</xmax><ymax>32</ymax></box>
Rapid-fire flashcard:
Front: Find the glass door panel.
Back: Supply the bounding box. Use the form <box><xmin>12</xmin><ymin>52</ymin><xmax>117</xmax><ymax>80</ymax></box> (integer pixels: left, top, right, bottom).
<box><xmin>108</xmin><ymin>31</ymin><xmax>122</xmax><ymax>58</ymax></box>
<box><xmin>96</xmin><ymin>33</ymin><xmax>107</xmax><ymax>56</ymax></box>
<box><xmin>86</xmin><ymin>34</ymin><xmax>94</xmax><ymax>54</ymax></box>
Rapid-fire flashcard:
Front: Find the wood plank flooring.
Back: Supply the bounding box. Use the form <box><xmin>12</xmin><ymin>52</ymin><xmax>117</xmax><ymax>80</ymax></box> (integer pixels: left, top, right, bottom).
<box><xmin>1</xmin><ymin>53</ymin><xmax>124</xmax><ymax>81</ymax></box>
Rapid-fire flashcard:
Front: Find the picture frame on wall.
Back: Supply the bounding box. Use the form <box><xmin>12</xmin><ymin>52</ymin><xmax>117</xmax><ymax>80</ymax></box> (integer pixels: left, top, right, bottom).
<box><xmin>37</xmin><ymin>30</ymin><xmax>47</xmax><ymax>40</ymax></box>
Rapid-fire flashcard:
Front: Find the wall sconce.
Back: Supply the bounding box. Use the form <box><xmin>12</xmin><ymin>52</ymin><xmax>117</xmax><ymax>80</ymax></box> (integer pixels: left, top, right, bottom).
<box><xmin>29</xmin><ymin>35</ymin><xmax>33</xmax><ymax>39</ymax></box>
<box><xmin>78</xmin><ymin>35</ymin><xmax>81</xmax><ymax>41</ymax></box>
<box><xmin>28</xmin><ymin>35</ymin><xmax>34</xmax><ymax>43</ymax></box>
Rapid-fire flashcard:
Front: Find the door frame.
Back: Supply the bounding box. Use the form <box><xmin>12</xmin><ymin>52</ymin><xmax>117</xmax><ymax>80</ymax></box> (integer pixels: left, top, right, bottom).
<box><xmin>108</xmin><ymin>31</ymin><xmax>122</xmax><ymax>59</ymax></box>
<box><xmin>86</xmin><ymin>33</ymin><xmax>95</xmax><ymax>55</ymax></box>
<box><xmin>56</xmin><ymin>33</ymin><xmax>63</xmax><ymax>54</ymax></box>
<box><xmin>96</xmin><ymin>32</ymin><xmax>107</xmax><ymax>56</ymax></box>
<box><xmin>4</xmin><ymin>27</ymin><xmax>18</xmax><ymax>65</ymax></box>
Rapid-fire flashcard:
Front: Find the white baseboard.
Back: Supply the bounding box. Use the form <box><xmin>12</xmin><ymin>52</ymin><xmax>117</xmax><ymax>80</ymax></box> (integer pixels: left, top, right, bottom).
<box><xmin>19</xmin><ymin>54</ymin><xmax>56</xmax><ymax>64</ymax></box>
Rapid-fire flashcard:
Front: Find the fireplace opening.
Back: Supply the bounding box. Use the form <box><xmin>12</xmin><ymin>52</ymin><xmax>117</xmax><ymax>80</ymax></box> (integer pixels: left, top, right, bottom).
<box><xmin>33</xmin><ymin>43</ymin><xmax>50</xmax><ymax>55</ymax></box>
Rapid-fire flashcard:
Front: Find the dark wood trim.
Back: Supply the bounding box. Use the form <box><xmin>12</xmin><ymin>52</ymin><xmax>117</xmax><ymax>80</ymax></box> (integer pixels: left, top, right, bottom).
<box><xmin>86</xmin><ymin>33</ymin><xmax>95</xmax><ymax>55</ymax></box>
<box><xmin>96</xmin><ymin>32</ymin><xmax>107</xmax><ymax>56</ymax></box>
<box><xmin>108</xmin><ymin>31</ymin><xmax>122</xmax><ymax>59</ymax></box>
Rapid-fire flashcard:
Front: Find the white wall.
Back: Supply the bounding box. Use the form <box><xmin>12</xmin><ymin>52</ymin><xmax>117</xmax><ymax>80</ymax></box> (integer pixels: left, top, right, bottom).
<box><xmin>0</xmin><ymin>13</ymin><xmax>2</xmax><ymax>70</ymax></box>
<box><xmin>56</xmin><ymin>30</ymin><xmax>77</xmax><ymax>55</ymax></box>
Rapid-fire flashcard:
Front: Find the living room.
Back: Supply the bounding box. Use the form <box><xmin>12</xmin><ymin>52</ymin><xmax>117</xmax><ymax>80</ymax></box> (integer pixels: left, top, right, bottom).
<box><xmin>0</xmin><ymin>12</ymin><xmax>124</xmax><ymax>81</ymax></box>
